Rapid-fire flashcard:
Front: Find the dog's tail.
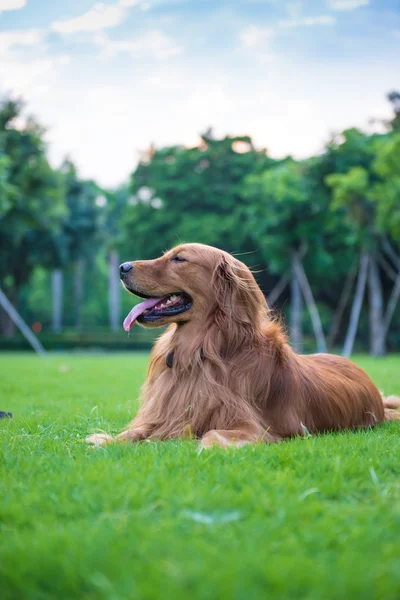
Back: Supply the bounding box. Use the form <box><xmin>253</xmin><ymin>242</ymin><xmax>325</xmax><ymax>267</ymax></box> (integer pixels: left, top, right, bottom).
<box><xmin>381</xmin><ymin>393</ymin><xmax>400</xmax><ymax>421</ymax></box>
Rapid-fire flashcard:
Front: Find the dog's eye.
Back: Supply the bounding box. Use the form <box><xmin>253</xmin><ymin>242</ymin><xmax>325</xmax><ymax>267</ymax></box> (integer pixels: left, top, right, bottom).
<box><xmin>171</xmin><ymin>256</ymin><xmax>187</xmax><ymax>263</ymax></box>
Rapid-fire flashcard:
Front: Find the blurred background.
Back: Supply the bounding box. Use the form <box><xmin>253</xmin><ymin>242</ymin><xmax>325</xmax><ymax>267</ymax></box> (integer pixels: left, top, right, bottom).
<box><xmin>0</xmin><ymin>0</ymin><xmax>399</xmax><ymax>356</ymax></box>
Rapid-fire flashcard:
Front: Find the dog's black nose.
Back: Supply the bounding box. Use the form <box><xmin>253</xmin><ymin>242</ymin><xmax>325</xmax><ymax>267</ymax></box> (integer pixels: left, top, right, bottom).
<box><xmin>120</xmin><ymin>262</ymin><xmax>133</xmax><ymax>278</ymax></box>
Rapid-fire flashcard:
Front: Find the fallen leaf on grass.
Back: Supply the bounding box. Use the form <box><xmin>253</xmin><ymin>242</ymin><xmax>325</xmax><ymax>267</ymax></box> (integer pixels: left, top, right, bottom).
<box><xmin>182</xmin><ymin>510</ymin><xmax>241</xmax><ymax>525</ymax></box>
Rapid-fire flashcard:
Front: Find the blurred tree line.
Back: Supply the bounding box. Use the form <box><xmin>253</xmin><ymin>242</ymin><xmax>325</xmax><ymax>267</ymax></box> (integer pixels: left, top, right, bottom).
<box><xmin>0</xmin><ymin>94</ymin><xmax>399</xmax><ymax>355</ymax></box>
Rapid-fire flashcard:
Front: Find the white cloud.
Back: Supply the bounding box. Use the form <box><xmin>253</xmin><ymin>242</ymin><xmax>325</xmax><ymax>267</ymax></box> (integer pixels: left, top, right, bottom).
<box><xmin>0</xmin><ymin>29</ymin><xmax>69</xmax><ymax>100</ymax></box>
<box><xmin>0</xmin><ymin>56</ymin><xmax>70</xmax><ymax>98</ymax></box>
<box><xmin>328</xmin><ymin>0</ymin><xmax>369</xmax><ymax>11</ymax></box>
<box><xmin>36</xmin><ymin>56</ymin><xmax>397</xmax><ymax>189</ymax></box>
<box><xmin>0</xmin><ymin>29</ymin><xmax>42</xmax><ymax>53</ymax></box>
<box><xmin>141</xmin><ymin>71</ymin><xmax>186</xmax><ymax>89</ymax></box>
<box><xmin>238</xmin><ymin>26</ymin><xmax>276</xmax><ymax>63</ymax></box>
<box><xmin>51</xmin><ymin>0</ymin><xmax>139</xmax><ymax>34</ymax></box>
<box><xmin>279</xmin><ymin>15</ymin><xmax>335</xmax><ymax>28</ymax></box>
<box><xmin>143</xmin><ymin>75</ymin><xmax>162</xmax><ymax>86</ymax></box>
<box><xmin>94</xmin><ymin>30</ymin><xmax>183</xmax><ymax>60</ymax></box>
<box><xmin>278</xmin><ymin>3</ymin><xmax>336</xmax><ymax>29</ymax></box>
<box><xmin>0</xmin><ymin>0</ymin><xmax>26</xmax><ymax>12</ymax></box>
<box><xmin>286</xmin><ymin>2</ymin><xmax>302</xmax><ymax>19</ymax></box>
<box><xmin>239</xmin><ymin>25</ymin><xmax>274</xmax><ymax>48</ymax></box>
<box><xmin>240</xmin><ymin>11</ymin><xmax>335</xmax><ymax>58</ymax></box>
<box><xmin>240</xmin><ymin>13</ymin><xmax>334</xmax><ymax>62</ymax></box>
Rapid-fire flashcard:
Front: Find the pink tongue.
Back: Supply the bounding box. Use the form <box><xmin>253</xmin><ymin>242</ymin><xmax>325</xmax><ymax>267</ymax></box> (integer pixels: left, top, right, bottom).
<box><xmin>123</xmin><ymin>297</ymin><xmax>164</xmax><ymax>332</ymax></box>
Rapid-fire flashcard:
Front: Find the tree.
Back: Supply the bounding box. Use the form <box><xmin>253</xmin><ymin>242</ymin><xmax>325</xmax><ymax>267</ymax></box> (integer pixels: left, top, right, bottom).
<box><xmin>0</xmin><ymin>99</ymin><xmax>65</xmax><ymax>336</ymax></box>
<box><xmin>372</xmin><ymin>134</ymin><xmax>400</xmax><ymax>240</ymax></box>
<box><xmin>0</xmin><ymin>151</ymin><xmax>11</xmax><ymax>218</ymax></box>
<box><xmin>242</xmin><ymin>160</ymin><xmax>328</xmax><ymax>352</ymax></box>
<box><xmin>101</xmin><ymin>186</ymin><xmax>130</xmax><ymax>331</ymax></box>
<box><xmin>325</xmin><ymin>129</ymin><xmax>400</xmax><ymax>356</ymax></box>
<box><xmin>326</xmin><ymin>164</ymin><xmax>381</xmax><ymax>355</ymax></box>
<box><xmin>372</xmin><ymin>133</ymin><xmax>400</xmax><ymax>340</ymax></box>
<box><xmin>122</xmin><ymin>132</ymin><xmax>277</xmax><ymax>260</ymax></box>
<box><xmin>386</xmin><ymin>91</ymin><xmax>400</xmax><ymax>133</ymax></box>
<box><xmin>60</xmin><ymin>161</ymin><xmax>101</xmax><ymax>330</ymax></box>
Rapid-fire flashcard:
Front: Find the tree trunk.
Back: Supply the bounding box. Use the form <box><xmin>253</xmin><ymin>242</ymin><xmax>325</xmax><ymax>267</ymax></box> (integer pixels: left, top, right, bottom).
<box><xmin>382</xmin><ymin>236</ymin><xmax>400</xmax><ymax>271</ymax></box>
<box><xmin>380</xmin><ymin>239</ymin><xmax>400</xmax><ymax>346</ymax></box>
<box><xmin>293</xmin><ymin>254</ymin><xmax>327</xmax><ymax>353</ymax></box>
<box><xmin>342</xmin><ymin>252</ymin><xmax>369</xmax><ymax>358</ymax></box>
<box><xmin>108</xmin><ymin>250</ymin><xmax>120</xmax><ymax>332</ymax></box>
<box><xmin>74</xmin><ymin>258</ymin><xmax>85</xmax><ymax>331</ymax></box>
<box><xmin>267</xmin><ymin>271</ymin><xmax>290</xmax><ymax>307</ymax></box>
<box><xmin>0</xmin><ymin>310</ymin><xmax>16</xmax><ymax>337</ymax></box>
<box><xmin>378</xmin><ymin>252</ymin><xmax>398</xmax><ymax>282</ymax></box>
<box><xmin>368</xmin><ymin>251</ymin><xmax>386</xmax><ymax>357</ymax></box>
<box><xmin>384</xmin><ymin>272</ymin><xmax>400</xmax><ymax>339</ymax></box>
<box><xmin>328</xmin><ymin>260</ymin><xmax>357</xmax><ymax>348</ymax></box>
<box><xmin>51</xmin><ymin>269</ymin><xmax>63</xmax><ymax>333</ymax></box>
<box><xmin>0</xmin><ymin>287</ymin><xmax>46</xmax><ymax>356</ymax></box>
<box><xmin>0</xmin><ymin>287</ymin><xmax>17</xmax><ymax>337</ymax></box>
<box><xmin>290</xmin><ymin>258</ymin><xmax>303</xmax><ymax>353</ymax></box>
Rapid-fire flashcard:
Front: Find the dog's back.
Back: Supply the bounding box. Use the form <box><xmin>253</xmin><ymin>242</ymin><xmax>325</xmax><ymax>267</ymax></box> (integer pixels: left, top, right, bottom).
<box><xmin>295</xmin><ymin>353</ymin><xmax>385</xmax><ymax>432</ymax></box>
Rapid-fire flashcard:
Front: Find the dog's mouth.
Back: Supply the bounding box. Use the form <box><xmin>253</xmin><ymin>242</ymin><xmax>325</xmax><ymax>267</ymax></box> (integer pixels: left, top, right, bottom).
<box><xmin>123</xmin><ymin>292</ymin><xmax>192</xmax><ymax>331</ymax></box>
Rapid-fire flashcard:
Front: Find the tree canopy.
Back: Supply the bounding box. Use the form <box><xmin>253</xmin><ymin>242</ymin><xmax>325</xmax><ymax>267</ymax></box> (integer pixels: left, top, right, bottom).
<box><xmin>1</xmin><ymin>93</ymin><xmax>400</xmax><ymax>354</ymax></box>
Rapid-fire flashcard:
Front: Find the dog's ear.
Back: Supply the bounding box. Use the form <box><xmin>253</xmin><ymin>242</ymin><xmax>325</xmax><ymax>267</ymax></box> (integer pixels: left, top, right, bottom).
<box><xmin>212</xmin><ymin>254</ymin><xmax>266</xmax><ymax>324</ymax></box>
<box><xmin>213</xmin><ymin>254</ymin><xmax>245</xmax><ymax>299</ymax></box>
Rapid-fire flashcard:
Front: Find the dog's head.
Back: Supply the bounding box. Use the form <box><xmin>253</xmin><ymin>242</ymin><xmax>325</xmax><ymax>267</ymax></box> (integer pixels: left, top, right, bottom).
<box><xmin>120</xmin><ymin>243</ymin><xmax>266</xmax><ymax>330</ymax></box>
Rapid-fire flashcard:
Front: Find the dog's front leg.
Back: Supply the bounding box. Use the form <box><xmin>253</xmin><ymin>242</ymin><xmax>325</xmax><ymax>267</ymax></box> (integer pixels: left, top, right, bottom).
<box><xmin>85</xmin><ymin>426</ymin><xmax>149</xmax><ymax>446</ymax></box>
<box><xmin>115</xmin><ymin>427</ymin><xmax>149</xmax><ymax>442</ymax></box>
<box><xmin>85</xmin><ymin>433</ymin><xmax>115</xmax><ymax>446</ymax></box>
<box><xmin>200</xmin><ymin>423</ymin><xmax>279</xmax><ymax>449</ymax></box>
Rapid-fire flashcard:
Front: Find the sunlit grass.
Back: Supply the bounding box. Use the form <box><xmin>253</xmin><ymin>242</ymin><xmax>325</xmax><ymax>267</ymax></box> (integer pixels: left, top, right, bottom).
<box><xmin>0</xmin><ymin>353</ymin><xmax>399</xmax><ymax>599</ymax></box>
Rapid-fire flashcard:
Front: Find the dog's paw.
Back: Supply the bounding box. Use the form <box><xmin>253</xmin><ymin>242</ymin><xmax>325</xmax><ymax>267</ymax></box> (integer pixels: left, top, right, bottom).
<box><xmin>85</xmin><ymin>433</ymin><xmax>114</xmax><ymax>446</ymax></box>
<box><xmin>200</xmin><ymin>431</ymin><xmax>230</xmax><ymax>449</ymax></box>
<box><xmin>200</xmin><ymin>430</ymin><xmax>253</xmax><ymax>449</ymax></box>
<box><xmin>116</xmin><ymin>429</ymin><xmax>146</xmax><ymax>442</ymax></box>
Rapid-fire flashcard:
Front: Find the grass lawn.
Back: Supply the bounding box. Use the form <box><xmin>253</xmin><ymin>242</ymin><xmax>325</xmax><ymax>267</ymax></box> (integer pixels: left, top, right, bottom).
<box><xmin>0</xmin><ymin>352</ymin><xmax>399</xmax><ymax>600</ymax></box>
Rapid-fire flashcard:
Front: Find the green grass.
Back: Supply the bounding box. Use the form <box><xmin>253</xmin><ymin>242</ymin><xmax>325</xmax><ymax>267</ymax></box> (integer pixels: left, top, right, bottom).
<box><xmin>0</xmin><ymin>353</ymin><xmax>399</xmax><ymax>600</ymax></box>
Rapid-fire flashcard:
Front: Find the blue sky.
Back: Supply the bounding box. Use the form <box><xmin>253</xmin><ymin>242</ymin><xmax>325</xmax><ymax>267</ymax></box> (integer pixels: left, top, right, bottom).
<box><xmin>0</xmin><ymin>0</ymin><xmax>399</xmax><ymax>187</ymax></box>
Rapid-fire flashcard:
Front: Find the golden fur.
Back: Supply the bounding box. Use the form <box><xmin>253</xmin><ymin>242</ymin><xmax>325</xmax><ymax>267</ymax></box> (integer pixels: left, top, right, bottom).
<box><xmin>86</xmin><ymin>243</ymin><xmax>400</xmax><ymax>448</ymax></box>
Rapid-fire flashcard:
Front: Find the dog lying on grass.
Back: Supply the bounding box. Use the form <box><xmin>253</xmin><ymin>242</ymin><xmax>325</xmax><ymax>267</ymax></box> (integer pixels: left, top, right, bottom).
<box><xmin>86</xmin><ymin>243</ymin><xmax>400</xmax><ymax>448</ymax></box>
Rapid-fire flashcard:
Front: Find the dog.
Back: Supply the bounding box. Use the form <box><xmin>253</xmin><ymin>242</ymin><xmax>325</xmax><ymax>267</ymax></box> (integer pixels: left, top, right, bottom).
<box><xmin>86</xmin><ymin>243</ymin><xmax>400</xmax><ymax>448</ymax></box>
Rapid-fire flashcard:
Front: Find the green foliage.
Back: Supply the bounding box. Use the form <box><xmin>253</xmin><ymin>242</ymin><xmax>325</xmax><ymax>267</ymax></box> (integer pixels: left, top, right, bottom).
<box><xmin>325</xmin><ymin>130</ymin><xmax>400</xmax><ymax>245</ymax></box>
<box><xmin>372</xmin><ymin>133</ymin><xmax>400</xmax><ymax>239</ymax></box>
<box><xmin>324</xmin><ymin>130</ymin><xmax>379</xmax><ymax>243</ymax></box>
<box><xmin>326</xmin><ymin>166</ymin><xmax>372</xmax><ymax>233</ymax></box>
<box><xmin>387</xmin><ymin>91</ymin><xmax>400</xmax><ymax>132</ymax></box>
<box><xmin>0</xmin><ymin>151</ymin><xmax>11</xmax><ymax>217</ymax></box>
<box><xmin>1</xmin><ymin>94</ymin><xmax>400</xmax><ymax>349</ymax></box>
<box><xmin>0</xmin><ymin>353</ymin><xmax>399</xmax><ymax>599</ymax></box>
<box><xmin>101</xmin><ymin>186</ymin><xmax>131</xmax><ymax>253</ymax></box>
<box><xmin>60</xmin><ymin>160</ymin><xmax>103</xmax><ymax>266</ymax></box>
<box><xmin>0</xmin><ymin>99</ymin><xmax>65</xmax><ymax>295</ymax></box>
<box><xmin>243</xmin><ymin>159</ymin><xmax>332</xmax><ymax>273</ymax></box>
<box><xmin>122</xmin><ymin>132</ymin><xmax>277</xmax><ymax>259</ymax></box>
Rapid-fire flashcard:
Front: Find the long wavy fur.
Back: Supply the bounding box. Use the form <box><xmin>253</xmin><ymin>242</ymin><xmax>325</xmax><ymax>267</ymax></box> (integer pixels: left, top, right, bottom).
<box><xmin>87</xmin><ymin>244</ymin><xmax>399</xmax><ymax>447</ymax></box>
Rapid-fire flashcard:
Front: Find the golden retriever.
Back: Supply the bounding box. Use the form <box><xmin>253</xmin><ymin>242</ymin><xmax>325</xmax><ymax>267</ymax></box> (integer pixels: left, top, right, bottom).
<box><xmin>86</xmin><ymin>243</ymin><xmax>400</xmax><ymax>448</ymax></box>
